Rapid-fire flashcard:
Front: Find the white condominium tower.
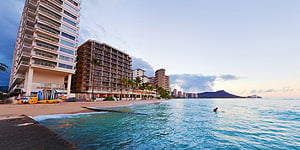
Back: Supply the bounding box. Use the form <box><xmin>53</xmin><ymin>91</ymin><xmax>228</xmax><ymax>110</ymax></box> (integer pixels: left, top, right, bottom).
<box><xmin>8</xmin><ymin>0</ymin><xmax>81</xmax><ymax>96</ymax></box>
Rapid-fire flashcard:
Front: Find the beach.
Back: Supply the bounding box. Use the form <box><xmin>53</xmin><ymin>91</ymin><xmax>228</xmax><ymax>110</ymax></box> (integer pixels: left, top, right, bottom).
<box><xmin>0</xmin><ymin>99</ymin><xmax>165</xmax><ymax>117</ymax></box>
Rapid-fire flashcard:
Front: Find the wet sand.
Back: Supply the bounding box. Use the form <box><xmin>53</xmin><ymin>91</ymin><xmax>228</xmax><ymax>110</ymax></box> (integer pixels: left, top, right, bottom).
<box><xmin>0</xmin><ymin>99</ymin><xmax>166</xmax><ymax>117</ymax></box>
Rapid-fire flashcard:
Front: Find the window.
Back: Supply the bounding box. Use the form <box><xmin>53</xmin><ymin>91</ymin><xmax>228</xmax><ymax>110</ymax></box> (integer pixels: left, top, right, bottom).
<box><xmin>62</xmin><ymin>24</ymin><xmax>76</xmax><ymax>34</ymax></box>
<box><xmin>64</xmin><ymin>3</ymin><xmax>78</xmax><ymax>13</ymax></box>
<box><xmin>63</xmin><ymin>10</ymin><xmax>77</xmax><ymax>20</ymax></box>
<box><xmin>61</xmin><ymin>32</ymin><xmax>76</xmax><ymax>40</ymax></box>
<box><xmin>61</xmin><ymin>39</ymin><xmax>75</xmax><ymax>47</ymax></box>
<box><xmin>59</xmin><ymin>55</ymin><xmax>73</xmax><ymax>62</ymax></box>
<box><xmin>59</xmin><ymin>63</ymin><xmax>73</xmax><ymax>69</ymax></box>
<box><xmin>63</xmin><ymin>17</ymin><xmax>76</xmax><ymax>26</ymax></box>
<box><xmin>67</xmin><ymin>0</ymin><xmax>78</xmax><ymax>6</ymax></box>
<box><xmin>60</xmin><ymin>47</ymin><xmax>74</xmax><ymax>54</ymax></box>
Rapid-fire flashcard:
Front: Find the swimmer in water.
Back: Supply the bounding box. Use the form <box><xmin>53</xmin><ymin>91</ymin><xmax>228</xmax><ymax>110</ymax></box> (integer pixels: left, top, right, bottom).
<box><xmin>213</xmin><ymin>107</ymin><xmax>218</xmax><ymax>113</ymax></box>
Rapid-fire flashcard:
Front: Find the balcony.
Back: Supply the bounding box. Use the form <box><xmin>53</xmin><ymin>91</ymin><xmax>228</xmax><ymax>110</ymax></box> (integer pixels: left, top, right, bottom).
<box><xmin>38</xmin><ymin>6</ymin><xmax>61</xmax><ymax>20</ymax></box>
<box><xmin>36</xmin><ymin>33</ymin><xmax>59</xmax><ymax>43</ymax></box>
<box><xmin>37</xmin><ymin>23</ymin><xmax>60</xmax><ymax>35</ymax></box>
<box><xmin>33</xmin><ymin>59</ymin><xmax>56</xmax><ymax>68</ymax></box>
<box><xmin>40</xmin><ymin>0</ymin><xmax>62</xmax><ymax>13</ymax></box>
<box><xmin>35</xmin><ymin>41</ymin><xmax>58</xmax><ymax>51</ymax></box>
<box><xmin>37</xmin><ymin>14</ymin><xmax>61</xmax><ymax>28</ymax></box>
<box><xmin>22</xmin><ymin>43</ymin><xmax>33</xmax><ymax>50</ymax></box>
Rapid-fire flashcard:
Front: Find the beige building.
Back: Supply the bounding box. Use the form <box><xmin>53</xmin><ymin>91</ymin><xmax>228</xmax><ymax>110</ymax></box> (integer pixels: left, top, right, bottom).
<box><xmin>155</xmin><ymin>69</ymin><xmax>170</xmax><ymax>92</ymax></box>
<box><xmin>8</xmin><ymin>0</ymin><xmax>81</xmax><ymax>96</ymax></box>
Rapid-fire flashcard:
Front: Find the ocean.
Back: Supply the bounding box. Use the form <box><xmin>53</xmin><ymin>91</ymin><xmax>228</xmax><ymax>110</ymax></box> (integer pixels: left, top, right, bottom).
<box><xmin>36</xmin><ymin>99</ymin><xmax>300</xmax><ymax>149</ymax></box>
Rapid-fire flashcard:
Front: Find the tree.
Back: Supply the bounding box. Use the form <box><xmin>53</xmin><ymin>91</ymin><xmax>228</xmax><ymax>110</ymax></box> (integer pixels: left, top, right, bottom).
<box><xmin>0</xmin><ymin>63</ymin><xmax>8</xmax><ymax>72</ymax></box>
<box><xmin>118</xmin><ymin>77</ymin><xmax>128</xmax><ymax>101</ymax></box>
<box><xmin>127</xmin><ymin>79</ymin><xmax>135</xmax><ymax>100</ymax></box>
<box><xmin>90</xmin><ymin>58</ymin><xmax>101</xmax><ymax>101</ymax></box>
<box><xmin>134</xmin><ymin>76</ymin><xmax>142</xmax><ymax>89</ymax></box>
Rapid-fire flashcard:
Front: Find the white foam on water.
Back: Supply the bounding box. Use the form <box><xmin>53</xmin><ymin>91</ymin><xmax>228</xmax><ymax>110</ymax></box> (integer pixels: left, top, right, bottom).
<box><xmin>31</xmin><ymin>112</ymin><xmax>107</xmax><ymax>122</ymax></box>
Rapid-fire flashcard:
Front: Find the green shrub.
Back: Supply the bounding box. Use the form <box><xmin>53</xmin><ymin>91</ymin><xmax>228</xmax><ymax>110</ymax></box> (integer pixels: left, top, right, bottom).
<box><xmin>103</xmin><ymin>97</ymin><xmax>114</xmax><ymax>101</ymax></box>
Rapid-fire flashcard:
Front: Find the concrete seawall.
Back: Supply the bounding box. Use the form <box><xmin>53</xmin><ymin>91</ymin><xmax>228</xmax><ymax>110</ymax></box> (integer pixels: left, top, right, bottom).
<box><xmin>0</xmin><ymin>115</ymin><xmax>77</xmax><ymax>150</ymax></box>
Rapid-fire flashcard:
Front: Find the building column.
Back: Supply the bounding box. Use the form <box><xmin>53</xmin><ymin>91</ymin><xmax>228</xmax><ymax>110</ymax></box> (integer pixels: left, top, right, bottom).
<box><xmin>26</xmin><ymin>67</ymin><xmax>34</xmax><ymax>96</ymax></box>
<box><xmin>67</xmin><ymin>74</ymin><xmax>72</xmax><ymax>96</ymax></box>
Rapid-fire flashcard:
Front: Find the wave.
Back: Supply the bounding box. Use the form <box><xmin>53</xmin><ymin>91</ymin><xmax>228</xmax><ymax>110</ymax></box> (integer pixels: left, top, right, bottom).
<box><xmin>32</xmin><ymin>112</ymin><xmax>107</xmax><ymax>122</ymax></box>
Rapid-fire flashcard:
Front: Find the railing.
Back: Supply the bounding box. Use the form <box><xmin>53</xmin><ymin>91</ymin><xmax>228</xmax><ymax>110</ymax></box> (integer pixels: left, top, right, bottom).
<box><xmin>39</xmin><ymin>6</ymin><xmax>61</xmax><ymax>20</ymax></box>
<box><xmin>25</xmin><ymin>25</ymin><xmax>34</xmax><ymax>31</ymax></box>
<box><xmin>36</xmin><ymin>34</ymin><xmax>59</xmax><ymax>43</ymax></box>
<box><xmin>36</xmin><ymin>42</ymin><xmax>57</xmax><ymax>51</ymax></box>
<box><xmin>33</xmin><ymin>60</ymin><xmax>56</xmax><ymax>68</ymax></box>
<box><xmin>21</xmin><ymin>60</ymin><xmax>30</xmax><ymax>65</ymax></box>
<box><xmin>40</xmin><ymin>0</ymin><xmax>62</xmax><ymax>12</ymax></box>
<box><xmin>37</xmin><ymin>24</ymin><xmax>60</xmax><ymax>35</ymax></box>
<box><xmin>23</xmin><ymin>43</ymin><xmax>32</xmax><ymax>49</ymax></box>
<box><xmin>38</xmin><ymin>14</ymin><xmax>61</xmax><ymax>28</ymax></box>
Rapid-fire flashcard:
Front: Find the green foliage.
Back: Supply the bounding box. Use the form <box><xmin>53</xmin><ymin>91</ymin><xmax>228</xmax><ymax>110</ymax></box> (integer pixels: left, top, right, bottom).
<box><xmin>103</xmin><ymin>96</ymin><xmax>114</xmax><ymax>101</ymax></box>
<box><xmin>156</xmin><ymin>86</ymin><xmax>170</xmax><ymax>99</ymax></box>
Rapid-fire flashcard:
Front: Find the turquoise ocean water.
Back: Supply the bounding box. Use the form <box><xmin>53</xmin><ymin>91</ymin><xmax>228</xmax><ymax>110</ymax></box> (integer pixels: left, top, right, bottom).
<box><xmin>36</xmin><ymin>99</ymin><xmax>300</xmax><ymax>149</ymax></box>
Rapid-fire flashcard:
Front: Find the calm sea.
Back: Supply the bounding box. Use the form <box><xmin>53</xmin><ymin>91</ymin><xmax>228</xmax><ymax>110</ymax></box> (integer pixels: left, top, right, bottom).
<box><xmin>36</xmin><ymin>99</ymin><xmax>300</xmax><ymax>149</ymax></box>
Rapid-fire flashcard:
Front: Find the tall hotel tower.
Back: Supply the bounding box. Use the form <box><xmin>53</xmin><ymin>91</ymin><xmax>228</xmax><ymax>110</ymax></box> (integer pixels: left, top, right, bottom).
<box><xmin>72</xmin><ymin>40</ymin><xmax>132</xmax><ymax>98</ymax></box>
<box><xmin>8</xmin><ymin>0</ymin><xmax>81</xmax><ymax>96</ymax></box>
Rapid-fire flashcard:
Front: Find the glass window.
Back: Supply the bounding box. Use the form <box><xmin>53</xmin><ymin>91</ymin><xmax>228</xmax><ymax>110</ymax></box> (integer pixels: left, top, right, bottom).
<box><xmin>61</xmin><ymin>39</ymin><xmax>75</xmax><ymax>47</ymax></box>
<box><xmin>63</xmin><ymin>10</ymin><xmax>77</xmax><ymax>20</ymax></box>
<box><xmin>59</xmin><ymin>55</ymin><xmax>73</xmax><ymax>62</ymax></box>
<box><xmin>63</xmin><ymin>17</ymin><xmax>76</xmax><ymax>27</ymax></box>
<box><xmin>64</xmin><ymin>3</ymin><xmax>78</xmax><ymax>13</ymax></box>
<box><xmin>61</xmin><ymin>32</ymin><xmax>76</xmax><ymax>40</ymax></box>
<box><xmin>60</xmin><ymin>47</ymin><xmax>74</xmax><ymax>54</ymax></box>
<box><xmin>62</xmin><ymin>24</ymin><xmax>76</xmax><ymax>34</ymax></box>
<box><xmin>59</xmin><ymin>63</ymin><xmax>73</xmax><ymax>69</ymax></box>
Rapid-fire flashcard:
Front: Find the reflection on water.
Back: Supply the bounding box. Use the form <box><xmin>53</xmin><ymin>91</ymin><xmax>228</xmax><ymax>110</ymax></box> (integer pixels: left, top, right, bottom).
<box><xmin>40</xmin><ymin>99</ymin><xmax>300</xmax><ymax>149</ymax></box>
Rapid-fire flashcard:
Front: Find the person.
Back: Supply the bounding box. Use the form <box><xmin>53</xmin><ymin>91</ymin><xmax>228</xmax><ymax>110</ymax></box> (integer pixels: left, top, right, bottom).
<box><xmin>213</xmin><ymin>107</ymin><xmax>218</xmax><ymax>113</ymax></box>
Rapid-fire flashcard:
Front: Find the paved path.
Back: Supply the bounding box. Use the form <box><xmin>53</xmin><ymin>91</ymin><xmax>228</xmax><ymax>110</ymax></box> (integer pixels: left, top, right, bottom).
<box><xmin>0</xmin><ymin>115</ymin><xmax>77</xmax><ymax>150</ymax></box>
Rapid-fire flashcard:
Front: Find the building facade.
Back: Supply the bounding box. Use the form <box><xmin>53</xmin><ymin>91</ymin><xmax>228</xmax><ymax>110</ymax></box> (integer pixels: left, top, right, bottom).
<box><xmin>8</xmin><ymin>0</ymin><xmax>81</xmax><ymax>96</ymax></box>
<box><xmin>155</xmin><ymin>69</ymin><xmax>170</xmax><ymax>92</ymax></box>
<box><xmin>132</xmin><ymin>68</ymin><xmax>144</xmax><ymax>80</ymax></box>
<box><xmin>71</xmin><ymin>40</ymin><xmax>132</xmax><ymax>98</ymax></box>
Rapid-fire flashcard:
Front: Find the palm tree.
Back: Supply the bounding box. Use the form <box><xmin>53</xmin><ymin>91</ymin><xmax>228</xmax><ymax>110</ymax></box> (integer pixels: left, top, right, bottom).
<box><xmin>118</xmin><ymin>77</ymin><xmax>128</xmax><ymax>101</ymax></box>
<box><xmin>0</xmin><ymin>63</ymin><xmax>8</xmax><ymax>72</ymax></box>
<box><xmin>90</xmin><ymin>58</ymin><xmax>101</xmax><ymax>101</ymax></box>
<box><xmin>127</xmin><ymin>79</ymin><xmax>135</xmax><ymax>100</ymax></box>
<box><xmin>134</xmin><ymin>76</ymin><xmax>142</xmax><ymax>89</ymax></box>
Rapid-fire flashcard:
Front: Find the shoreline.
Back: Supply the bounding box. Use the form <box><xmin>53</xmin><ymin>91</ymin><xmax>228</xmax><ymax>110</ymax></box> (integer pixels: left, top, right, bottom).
<box><xmin>0</xmin><ymin>99</ymin><xmax>167</xmax><ymax>118</ymax></box>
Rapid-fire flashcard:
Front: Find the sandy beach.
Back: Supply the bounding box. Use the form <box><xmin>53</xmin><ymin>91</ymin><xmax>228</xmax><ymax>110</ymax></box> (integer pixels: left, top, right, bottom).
<box><xmin>0</xmin><ymin>99</ymin><xmax>166</xmax><ymax>117</ymax></box>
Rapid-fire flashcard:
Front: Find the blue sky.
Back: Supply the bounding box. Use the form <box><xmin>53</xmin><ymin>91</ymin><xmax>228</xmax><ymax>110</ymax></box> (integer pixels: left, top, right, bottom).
<box><xmin>1</xmin><ymin>0</ymin><xmax>300</xmax><ymax>98</ymax></box>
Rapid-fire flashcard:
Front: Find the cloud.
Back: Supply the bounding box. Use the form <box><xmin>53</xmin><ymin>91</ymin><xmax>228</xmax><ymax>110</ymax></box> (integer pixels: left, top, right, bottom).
<box><xmin>169</xmin><ymin>74</ymin><xmax>217</xmax><ymax>92</ymax></box>
<box><xmin>219</xmin><ymin>74</ymin><xmax>239</xmax><ymax>81</ymax></box>
<box><xmin>131</xmin><ymin>57</ymin><xmax>155</xmax><ymax>76</ymax></box>
<box><xmin>0</xmin><ymin>0</ymin><xmax>24</xmax><ymax>86</ymax></box>
<box><xmin>251</xmin><ymin>87</ymin><xmax>295</xmax><ymax>94</ymax></box>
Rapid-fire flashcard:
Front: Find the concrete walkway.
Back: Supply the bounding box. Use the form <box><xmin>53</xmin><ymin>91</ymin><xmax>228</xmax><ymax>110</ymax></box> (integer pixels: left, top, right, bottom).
<box><xmin>0</xmin><ymin>115</ymin><xmax>77</xmax><ymax>150</ymax></box>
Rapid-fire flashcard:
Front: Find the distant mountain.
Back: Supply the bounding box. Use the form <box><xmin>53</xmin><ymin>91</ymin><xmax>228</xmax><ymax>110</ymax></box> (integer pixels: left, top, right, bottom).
<box><xmin>198</xmin><ymin>90</ymin><xmax>242</xmax><ymax>98</ymax></box>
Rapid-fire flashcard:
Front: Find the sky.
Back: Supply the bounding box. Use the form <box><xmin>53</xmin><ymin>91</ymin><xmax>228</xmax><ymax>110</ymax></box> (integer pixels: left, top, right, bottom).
<box><xmin>1</xmin><ymin>0</ymin><xmax>300</xmax><ymax>98</ymax></box>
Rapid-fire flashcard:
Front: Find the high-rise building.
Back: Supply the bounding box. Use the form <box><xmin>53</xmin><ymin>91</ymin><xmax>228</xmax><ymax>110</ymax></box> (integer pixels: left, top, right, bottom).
<box><xmin>71</xmin><ymin>40</ymin><xmax>132</xmax><ymax>98</ymax></box>
<box><xmin>8</xmin><ymin>0</ymin><xmax>81</xmax><ymax>96</ymax></box>
<box><xmin>132</xmin><ymin>68</ymin><xmax>144</xmax><ymax>80</ymax></box>
<box><xmin>155</xmin><ymin>69</ymin><xmax>170</xmax><ymax>92</ymax></box>
<box><xmin>172</xmin><ymin>89</ymin><xmax>177</xmax><ymax>97</ymax></box>
<box><xmin>132</xmin><ymin>68</ymin><xmax>151</xmax><ymax>83</ymax></box>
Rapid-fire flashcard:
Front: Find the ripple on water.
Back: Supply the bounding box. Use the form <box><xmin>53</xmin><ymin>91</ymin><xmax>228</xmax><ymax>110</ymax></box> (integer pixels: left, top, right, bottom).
<box><xmin>39</xmin><ymin>99</ymin><xmax>300</xmax><ymax>149</ymax></box>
